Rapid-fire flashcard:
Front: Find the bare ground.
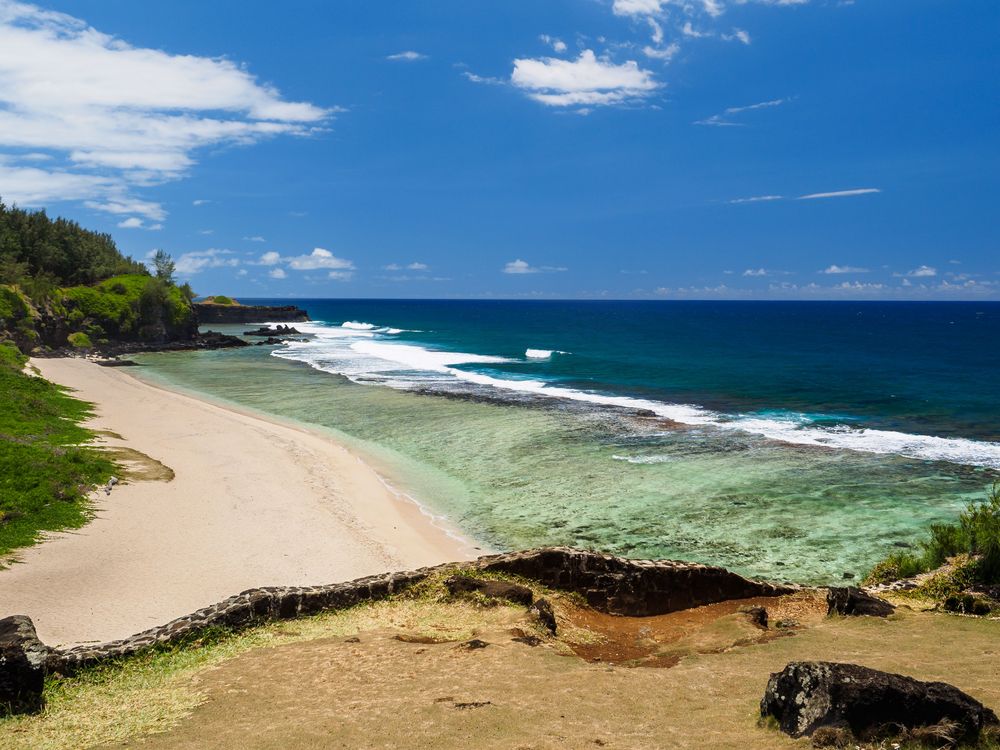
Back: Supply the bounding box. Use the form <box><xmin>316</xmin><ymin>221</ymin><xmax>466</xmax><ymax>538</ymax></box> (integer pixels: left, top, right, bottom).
<box><xmin>80</xmin><ymin>592</ymin><xmax>1000</xmax><ymax>750</ymax></box>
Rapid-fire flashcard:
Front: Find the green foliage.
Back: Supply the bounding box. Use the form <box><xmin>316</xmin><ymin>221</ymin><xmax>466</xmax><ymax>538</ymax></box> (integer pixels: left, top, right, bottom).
<box><xmin>0</xmin><ymin>284</ymin><xmax>31</xmax><ymax>323</ymax></box>
<box><xmin>67</xmin><ymin>332</ymin><xmax>93</xmax><ymax>349</ymax></box>
<box><xmin>0</xmin><ymin>200</ymin><xmax>146</xmax><ymax>288</ymax></box>
<box><xmin>0</xmin><ymin>345</ymin><xmax>114</xmax><ymax>555</ymax></box>
<box><xmin>207</xmin><ymin>295</ymin><xmax>235</xmax><ymax>305</ymax></box>
<box><xmin>59</xmin><ymin>274</ymin><xmax>194</xmax><ymax>342</ymax></box>
<box><xmin>866</xmin><ymin>482</ymin><xmax>1000</xmax><ymax>589</ymax></box>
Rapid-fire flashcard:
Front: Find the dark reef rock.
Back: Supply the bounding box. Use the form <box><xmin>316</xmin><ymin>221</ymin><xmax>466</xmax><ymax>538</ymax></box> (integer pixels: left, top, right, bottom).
<box><xmin>761</xmin><ymin>661</ymin><xmax>999</xmax><ymax>742</ymax></box>
<box><xmin>529</xmin><ymin>598</ymin><xmax>557</xmax><ymax>635</ymax></box>
<box><xmin>444</xmin><ymin>576</ymin><xmax>534</xmax><ymax>606</ymax></box>
<box><xmin>827</xmin><ymin>587</ymin><xmax>895</xmax><ymax>617</ymax></box>
<box><xmin>0</xmin><ymin>615</ymin><xmax>51</xmax><ymax>716</ymax></box>
<box><xmin>243</xmin><ymin>325</ymin><xmax>302</xmax><ymax>336</ymax></box>
<box><xmin>194</xmin><ymin>303</ymin><xmax>309</xmax><ymax>325</ymax></box>
<box><xmin>89</xmin><ymin>331</ymin><xmax>249</xmax><ymax>357</ymax></box>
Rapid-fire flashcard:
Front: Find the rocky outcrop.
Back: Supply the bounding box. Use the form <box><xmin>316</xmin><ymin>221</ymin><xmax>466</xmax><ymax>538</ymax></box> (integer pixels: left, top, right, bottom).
<box><xmin>761</xmin><ymin>661</ymin><xmax>999</xmax><ymax>742</ymax></box>
<box><xmin>475</xmin><ymin>547</ymin><xmax>795</xmax><ymax>616</ymax></box>
<box><xmin>243</xmin><ymin>325</ymin><xmax>302</xmax><ymax>336</ymax></box>
<box><xmin>827</xmin><ymin>587</ymin><xmax>895</xmax><ymax>617</ymax></box>
<box><xmin>0</xmin><ymin>547</ymin><xmax>794</xmax><ymax>714</ymax></box>
<box><xmin>0</xmin><ymin>616</ymin><xmax>51</xmax><ymax>716</ymax></box>
<box><xmin>194</xmin><ymin>303</ymin><xmax>309</xmax><ymax>325</ymax></box>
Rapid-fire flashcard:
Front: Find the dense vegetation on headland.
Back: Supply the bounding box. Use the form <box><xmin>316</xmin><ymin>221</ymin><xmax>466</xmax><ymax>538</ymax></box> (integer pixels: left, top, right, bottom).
<box><xmin>0</xmin><ymin>342</ymin><xmax>114</xmax><ymax>556</ymax></box>
<box><xmin>0</xmin><ymin>201</ymin><xmax>195</xmax><ymax>353</ymax></box>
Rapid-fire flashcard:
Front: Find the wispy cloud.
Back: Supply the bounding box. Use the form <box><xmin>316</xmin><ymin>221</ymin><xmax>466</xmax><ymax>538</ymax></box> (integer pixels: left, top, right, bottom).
<box><xmin>797</xmin><ymin>188</ymin><xmax>881</xmax><ymax>200</ymax></box>
<box><xmin>728</xmin><ymin>194</ymin><xmax>784</xmax><ymax>204</ymax></box>
<box><xmin>243</xmin><ymin>235</ymin><xmax>266</xmax><ymax>243</ymax></box>
<box><xmin>539</xmin><ymin>35</ymin><xmax>568</xmax><ymax>53</ymax></box>
<box><xmin>503</xmin><ymin>259</ymin><xmax>568</xmax><ymax>274</ymax></box>
<box><xmin>695</xmin><ymin>97</ymin><xmax>787</xmax><ymax>126</ymax></box>
<box><xmin>821</xmin><ymin>264</ymin><xmax>870</xmax><ymax>274</ymax></box>
<box><xmin>286</xmin><ymin>247</ymin><xmax>354</xmax><ymax>272</ymax></box>
<box><xmin>174</xmin><ymin>249</ymin><xmax>240</xmax><ymax>275</ymax></box>
<box><xmin>902</xmin><ymin>265</ymin><xmax>937</xmax><ymax>278</ymax></box>
<box><xmin>386</xmin><ymin>50</ymin><xmax>427</xmax><ymax>62</ymax></box>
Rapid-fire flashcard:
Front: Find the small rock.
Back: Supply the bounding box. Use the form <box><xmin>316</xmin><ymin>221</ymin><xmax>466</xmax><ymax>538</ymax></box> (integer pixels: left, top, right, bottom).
<box><xmin>458</xmin><ymin>639</ymin><xmax>489</xmax><ymax>650</ymax></box>
<box><xmin>529</xmin><ymin>598</ymin><xmax>557</xmax><ymax>635</ymax></box>
<box><xmin>827</xmin><ymin>587</ymin><xmax>895</xmax><ymax>617</ymax></box>
<box><xmin>512</xmin><ymin>635</ymin><xmax>542</xmax><ymax>647</ymax></box>
<box><xmin>739</xmin><ymin>606</ymin><xmax>768</xmax><ymax>629</ymax></box>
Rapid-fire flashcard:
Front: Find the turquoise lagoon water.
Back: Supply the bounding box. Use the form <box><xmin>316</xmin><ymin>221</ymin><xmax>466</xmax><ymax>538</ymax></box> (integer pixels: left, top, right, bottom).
<box><xmin>131</xmin><ymin>300</ymin><xmax>1000</xmax><ymax>584</ymax></box>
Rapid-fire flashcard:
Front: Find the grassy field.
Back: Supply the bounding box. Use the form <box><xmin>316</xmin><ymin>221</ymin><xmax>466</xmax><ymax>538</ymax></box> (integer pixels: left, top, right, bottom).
<box><xmin>0</xmin><ymin>343</ymin><xmax>114</xmax><ymax>557</ymax></box>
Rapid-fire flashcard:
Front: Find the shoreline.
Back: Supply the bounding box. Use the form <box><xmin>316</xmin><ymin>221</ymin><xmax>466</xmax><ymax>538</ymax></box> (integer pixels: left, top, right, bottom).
<box><xmin>0</xmin><ymin>357</ymin><xmax>478</xmax><ymax>648</ymax></box>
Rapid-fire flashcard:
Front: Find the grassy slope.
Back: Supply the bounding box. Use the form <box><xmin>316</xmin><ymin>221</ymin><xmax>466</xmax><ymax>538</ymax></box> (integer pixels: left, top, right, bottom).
<box><xmin>0</xmin><ymin>343</ymin><xmax>114</xmax><ymax>557</ymax></box>
<box><xmin>1</xmin><ymin>577</ymin><xmax>998</xmax><ymax>750</ymax></box>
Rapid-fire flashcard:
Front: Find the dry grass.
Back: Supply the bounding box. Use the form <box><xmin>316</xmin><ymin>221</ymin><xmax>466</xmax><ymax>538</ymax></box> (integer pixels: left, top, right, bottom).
<box><xmin>2</xmin><ymin>587</ymin><xmax>999</xmax><ymax>750</ymax></box>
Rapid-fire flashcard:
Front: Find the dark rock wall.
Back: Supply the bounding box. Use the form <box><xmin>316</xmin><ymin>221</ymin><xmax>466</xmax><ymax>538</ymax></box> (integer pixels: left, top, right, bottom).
<box><xmin>194</xmin><ymin>304</ymin><xmax>309</xmax><ymax>324</ymax></box>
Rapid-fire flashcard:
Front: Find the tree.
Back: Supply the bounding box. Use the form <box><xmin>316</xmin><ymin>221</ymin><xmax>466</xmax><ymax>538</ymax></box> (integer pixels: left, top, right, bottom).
<box><xmin>150</xmin><ymin>249</ymin><xmax>176</xmax><ymax>283</ymax></box>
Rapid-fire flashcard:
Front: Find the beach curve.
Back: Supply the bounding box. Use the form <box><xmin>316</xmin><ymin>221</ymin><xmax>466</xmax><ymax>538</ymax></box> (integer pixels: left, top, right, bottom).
<box><xmin>0</xmin><ymin>357</ymin><xmax>477</xmax><ymax>648</ymax></box>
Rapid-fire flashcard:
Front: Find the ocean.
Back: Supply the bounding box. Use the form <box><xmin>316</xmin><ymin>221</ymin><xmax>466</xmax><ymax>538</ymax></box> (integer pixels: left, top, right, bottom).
<box><xmin>131</xmin><ymin>300</ymin><xmax>1000</xmax><ymax>584</ymax></box>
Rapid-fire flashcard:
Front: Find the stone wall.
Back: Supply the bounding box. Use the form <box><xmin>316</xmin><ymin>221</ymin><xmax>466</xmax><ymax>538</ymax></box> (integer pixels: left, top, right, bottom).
<box><xmin>45</xmin><ymin>548</ymin><xmax>793</xmax><ymax>673</ymax></box>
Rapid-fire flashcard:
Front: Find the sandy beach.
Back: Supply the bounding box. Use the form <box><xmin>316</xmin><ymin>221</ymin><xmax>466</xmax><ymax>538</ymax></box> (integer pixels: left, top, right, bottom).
<box><xmin>0</xmin><ymin>358</ymin><xmax>475</xmax><ymax>648</ymax></box>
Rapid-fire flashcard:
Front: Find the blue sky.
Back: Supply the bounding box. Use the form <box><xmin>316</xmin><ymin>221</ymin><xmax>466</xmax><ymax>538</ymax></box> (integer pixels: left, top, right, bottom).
<box><xmin>0</xmin><ymin>0</ymin><xmax>997</xmax><ymax>299</ymax></box>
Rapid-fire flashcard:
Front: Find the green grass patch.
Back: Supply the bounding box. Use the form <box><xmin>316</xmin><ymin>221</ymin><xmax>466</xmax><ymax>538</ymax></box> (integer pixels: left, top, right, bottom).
<box><xmin>0</xmin><ymin>342</ymin><xmax>114</xmax><ymax>556</ymax></box>
<box><xmin>65</xmin><ymin>332</ymin><xmax>91</xmax><ymax>349</ymax></box>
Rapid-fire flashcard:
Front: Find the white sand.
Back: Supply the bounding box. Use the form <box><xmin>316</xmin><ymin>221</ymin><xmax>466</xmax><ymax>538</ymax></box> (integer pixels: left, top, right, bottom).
<box><xmin>0</xmin><ymin>358</ymin><xmax>477</xmax><ymax>648</ymax></box>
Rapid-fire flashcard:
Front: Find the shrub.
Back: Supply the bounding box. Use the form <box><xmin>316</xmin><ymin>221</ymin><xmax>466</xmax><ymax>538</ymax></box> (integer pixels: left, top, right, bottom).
<box><xmin>207</xmin><ymin>295</ymin><xmax>235</xmax><ymax>305</ymax></box>
<box><xmin>866</xmin><ymin>482</ymin><xmax>1000</xmax><ymax>588</ymax></box>
<box><xmin>67</xmin><ymin>332</ymin><xmax>92</xmax><ymax>349</ymax></box>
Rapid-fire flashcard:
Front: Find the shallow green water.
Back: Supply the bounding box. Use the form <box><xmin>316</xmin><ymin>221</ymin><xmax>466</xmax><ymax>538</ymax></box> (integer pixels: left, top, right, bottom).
<box><xmin>128</xmin><ymin>343</ymin><xmax>997</xmax><ymax>585</ymax></box>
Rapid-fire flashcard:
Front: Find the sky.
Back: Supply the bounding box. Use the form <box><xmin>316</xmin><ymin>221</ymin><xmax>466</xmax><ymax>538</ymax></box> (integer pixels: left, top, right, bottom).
<box><xmin>0</xmin><ymin>0</ymin><xmax>997</xmax><ymax>300</ymax></box>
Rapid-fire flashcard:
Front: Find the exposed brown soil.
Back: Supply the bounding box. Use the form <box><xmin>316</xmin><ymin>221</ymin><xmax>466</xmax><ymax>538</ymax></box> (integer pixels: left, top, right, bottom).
<box><xmin>99</xmin><ymin>592</ymin><xmax>1000</xmax><ymax>750</ymax></box>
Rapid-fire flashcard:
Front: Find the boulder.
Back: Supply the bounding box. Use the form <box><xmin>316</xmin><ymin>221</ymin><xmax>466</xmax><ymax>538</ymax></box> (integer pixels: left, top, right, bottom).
<box><xmin>761</xmin><ymin>661</ymin><xmax>998</xmax><ymax>743</ymax></box>
<box><xmin>0</xmin><ymin>615</ymin><xmax>50</xmax><ymax>716</ymax></box>
<box><xmin>827</xmin><ymin>586</ymin><xmax>895</xmax><ymax>617</ymax></box>
<box><xmin>444</xmin><ymin>576</ymin><xmax>533</xmax><ymax>606</ymax></box>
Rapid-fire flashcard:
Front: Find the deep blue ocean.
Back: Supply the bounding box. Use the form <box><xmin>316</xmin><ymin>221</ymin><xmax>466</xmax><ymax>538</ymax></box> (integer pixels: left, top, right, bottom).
<box><xmin>135</xmin><ymin>299</ymin><xmax>1000</xmax><ymax>583</ymax></box>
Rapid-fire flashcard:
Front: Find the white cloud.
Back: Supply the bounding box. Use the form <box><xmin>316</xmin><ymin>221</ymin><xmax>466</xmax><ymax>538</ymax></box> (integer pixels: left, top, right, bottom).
<box><xmin>0</xmin><ymin>1</ymin><xmax>331</xmax><ymax>221</ymax></box>
<box><xmin>643</xmin><ymin>42</ymin><xmax>680</xmax><ymax>61</ymax></box>
<box><xmin>821</xmin><ymin>264</ymin><xmax>870</xmax><ymax>274</ymax></box>
<box><xmin>327</xmin><ymin>270</ymin><xmax>353</xmax><ymax>281</ymax></box>
<box><xmin>728</xmin><ymin>194</ymin><xmax>783</xmax><ymax>204</ymax></box>
<box><xmin>511</xmin><ymin>50</ymin><xmax>660</xmax><ymax>108</ymax></box>
<box><xmin>540</xmin><ymin>35</ymin><xmax>568</xmax><ymax>53</ymax></box>
<box><xmin>905</xmin><ymin>265</ymin><xmax>937</xmax><ymax>278</ymax></box>
<box><xmin>612</xmin><ymin>0</ymin><xmax>667</xmax><ymax>16</ymax></box>
<box><xmin>192</xmin><ymin>199</ymin><xmax>211</xmax><ymax>206</ymax></box>
<box><xmin>236</xmin><ymin>268</ymin><xmax>247</xmax><ymax>277</ymax></box>
<box><xmin>117</xmin><ymin>216</ymin><xmax>161</xmax><ymax>230</ymax></box>
<box><xmin>174</xmin><ymin>249</ymin><xmax>240</xmax><ymax>275</ymax></box>
<box><xmin>407</xmin><ymin>262</ymin><xmax>429</xmax><ymax>271</ymax></box>
<box><xmin>798</xmin><ymin>188</ymin><xmax>881</xmax><ymax>200</ymax></box>
<box><xmin>682</xmin><ymin>22</ymin><xmax>709</xmax><ymax>39</ymax></box>
<box><xmin>742</xmin><ymin>268</ymin><xmax>770</xmax><ymax>277</ymax></box>
<box><xmin>702</xmin><ymin>0</ymin><xmax>724</xmax><ymax>18</ymax></box>
<box><xmin>723</xmin><ymin>28</ymin><xmax>751</xmax><ymax>44</ymax></box>
<box><xmin>257</xmin><ymin>251</ymin><xmax>281</xmax><ymax>266</ymax></box>
<box><xmin>286</xmin><ymin>247</ymin><xmax>354</xmax><ymax>271</ymax></box>
<box><xmin>387</xmin><ymin>50</ymin><xmax>427</xmax><ymax>62</ymax></box>
<box><xmin>243</xmin><ymin>235</ymin><xmax>266</xmax><ymax>242</ymax></box>
<box><xmin>268</xmin><ymin>268</ymin><xmax>286</xmax><ymax>280</ymax></box>
<box><xmin>503</xmin><ymin>259</ymin><xmax>567</xmax><ymax>274</ymax></box>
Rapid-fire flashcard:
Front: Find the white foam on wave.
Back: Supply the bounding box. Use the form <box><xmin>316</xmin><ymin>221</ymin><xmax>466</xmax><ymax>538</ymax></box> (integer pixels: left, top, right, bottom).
<box><xmin>341</xmin><ymin>321</ymin><xmax>378</xmax><ymax>330</ymax></box>
<box><xmin>272</xmin><ymin>326</ymin><xmax>1000</xmax><ymax>469</ymax></box>
<box><xmin>525</xmin><ymin>348</ymin><xmax>569</xmax><ymax>359</ymax></box>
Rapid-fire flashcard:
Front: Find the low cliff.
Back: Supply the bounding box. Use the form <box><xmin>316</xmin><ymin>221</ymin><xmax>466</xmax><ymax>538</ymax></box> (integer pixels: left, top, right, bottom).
<box><xmin>194</xmin><ymin>303</ymin><xmax>309</xmax><ymax>325</ymax></box>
